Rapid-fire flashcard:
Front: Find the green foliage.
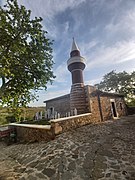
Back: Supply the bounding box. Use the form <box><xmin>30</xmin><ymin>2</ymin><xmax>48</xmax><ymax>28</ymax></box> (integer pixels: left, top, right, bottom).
<box><xmin>95</xmin><ymin>70</ymin><xmax>135</xmax><ymax>106</ymax></box>
<box><xmin>0</xmin><ymin>0</ymin><xmax>55</xmax><ymax>118</ymax></box>
<box><xmin>0</xmin><ymin>107</ymin><xmax>45</xmax><ymax>125</ymax></box>
<box><xmin>0</xmin><ymin>107</ymin><xmax>12</xmax><ymax>125</ymax></box>
<box><xmin>21</xmin><ymin>106</ymin><xmax>45</xmax><ymax>121</ymax></box>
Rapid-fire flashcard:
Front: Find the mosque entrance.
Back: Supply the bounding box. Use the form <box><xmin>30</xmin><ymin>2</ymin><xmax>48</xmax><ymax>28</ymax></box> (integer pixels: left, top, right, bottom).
<box><xmin>110</xmin><ymin>100</ymin><xmax>118</xmax><ymax>118</ymax></box>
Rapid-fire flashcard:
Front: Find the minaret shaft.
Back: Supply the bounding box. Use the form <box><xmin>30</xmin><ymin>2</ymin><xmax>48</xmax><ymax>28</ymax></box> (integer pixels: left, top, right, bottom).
<box><xmin>71</xmin><ymin>69</ymin><xmax>83</xmax><ymax>84</ymax></box>
<box><xmin>67</xmin><ymin>39</ymin><xmax>87</xmax><ymax>114</ymax></box>
<box><xmin>68</xmin><ymin>61</ymin><xmax>85</xmax><ymax>84</ymax></box>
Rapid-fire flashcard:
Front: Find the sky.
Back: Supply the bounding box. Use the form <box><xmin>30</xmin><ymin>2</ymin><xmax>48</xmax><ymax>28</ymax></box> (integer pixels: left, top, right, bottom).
<box><xmin>1</xmin><ymin>0</ymin><xmax>135</xmax><ymax>107</ymax></box>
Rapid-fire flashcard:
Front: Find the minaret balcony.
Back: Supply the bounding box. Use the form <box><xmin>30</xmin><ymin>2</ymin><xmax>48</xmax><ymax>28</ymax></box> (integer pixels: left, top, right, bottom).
<box><xmin>67</xmin><ymin>56</ymin><xmax>85</xmax><ymax>67</ymax></box>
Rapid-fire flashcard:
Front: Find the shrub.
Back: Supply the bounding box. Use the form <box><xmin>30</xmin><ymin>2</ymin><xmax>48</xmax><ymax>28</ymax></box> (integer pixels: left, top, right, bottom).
<box><xmin>6</xmin><ymin>116</ymin><xmax>16</xmax><ymax>123</ymax></box>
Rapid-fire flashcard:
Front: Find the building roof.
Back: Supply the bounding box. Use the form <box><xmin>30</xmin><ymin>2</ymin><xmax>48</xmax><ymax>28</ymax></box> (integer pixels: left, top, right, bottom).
<box><xmin>90</xmin><ymin>89</ymin><xmax>124</xmax><ymax>97</ymax></box>
<box><xmin>44</xmin><ymin>94</ymin><xmax>70</xmax><ymax>103</ymax></box>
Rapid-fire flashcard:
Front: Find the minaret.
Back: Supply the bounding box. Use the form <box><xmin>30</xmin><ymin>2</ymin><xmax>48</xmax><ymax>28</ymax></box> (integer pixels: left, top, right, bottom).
<box><xmin>67</xmin><ymin>38</ymin><xmax>87</xmax><ymax>114</ymax></box>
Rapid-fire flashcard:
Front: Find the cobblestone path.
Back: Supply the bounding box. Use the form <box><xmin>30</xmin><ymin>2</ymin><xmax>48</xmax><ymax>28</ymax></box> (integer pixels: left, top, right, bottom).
<box><xmin>0</xmin><ymin>115</ymin><xmax>135</xmax><ymax>180</ymax></box>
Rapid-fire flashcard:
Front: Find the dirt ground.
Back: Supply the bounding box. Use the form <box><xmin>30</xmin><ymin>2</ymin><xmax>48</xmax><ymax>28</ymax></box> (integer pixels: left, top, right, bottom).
<box><xmin>0</xmin><ymin>115</ymin><xmax>135</xmax><ymax>180</ymax></box>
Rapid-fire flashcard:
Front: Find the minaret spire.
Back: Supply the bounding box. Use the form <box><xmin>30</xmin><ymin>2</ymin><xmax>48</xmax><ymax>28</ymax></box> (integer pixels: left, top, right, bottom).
<box><xmin>71</xmin><ymin>37</ymin><xmax>80</xmax><ymax>51</ymax></box>
<box><xmin>70</xmin><ymin>38</ymin><xmax>81</xmax><ymax>57</ymax></box>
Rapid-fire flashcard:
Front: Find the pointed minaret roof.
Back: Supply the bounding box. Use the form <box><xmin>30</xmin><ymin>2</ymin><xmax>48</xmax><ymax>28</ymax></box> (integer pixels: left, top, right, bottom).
<box><xmin>67</xmin><ymin>38</ymin><xmax>85</xmax><ymax>66</ymax></box>
<box><xmin>71</xmin><ymin>38</ymin><xmax>80</xmax><ymax>52</ymax></box>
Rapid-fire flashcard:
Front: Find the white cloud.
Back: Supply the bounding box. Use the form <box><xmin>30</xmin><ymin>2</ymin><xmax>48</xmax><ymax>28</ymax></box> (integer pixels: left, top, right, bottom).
<box><xmin>44</xmin><ymin>88</ymin><xmax>70</xmax><ymax>101</ymax></box>
<box><xmin>18</xmin><ymin>0</ymin><xmax>86</xmax><ymax>39</ymax></box>
<box><xmin>18</xmin><ymin>0</ymin><xmax>85</xmax><ymax>20</ymax></box>
<box><xmin>105</xmin><ymin>9</ymin><xmax>135</xmax><ymax>39</ymax></box>
<box><xmin>86</xmin><ymin>40</ymin><xmax>135</xmax><ymax>70</ymax></box>
<box><xmin>46</xmin><ymin>84</ymin><xmax>57</xmax><ymax>90</ymax></box>
<box><xmin>29</xmin><ymin>88</ymin><xmax>70</xmax><ymax>107</ymax></box>
<box><xmin>85</xmin><ymin>77</ymin><xmax>102</xmax><ymax>86</ymax></box>
<box><xmin>63</xmin><ymin>22</ymin><xmax>70</xmax><ymax>34</ymax></box>
<box><xmin>47</xmin><ymin>21</ymin><xmax>70</xmax><ymax>39</ymax></box>
<box><xmin>44</xmin><ymin>23</ymin><xmax>58</xmax><ymax>39</ymax></box>
<box><xmin>80</xmin><ymin>40</ymin><xmax>99</xmax><ymax>58</ymax></box>
<box><xmin>54</xmin><ymin>62</ymin><xmax>68</xmax><ymax>83</ymax></box>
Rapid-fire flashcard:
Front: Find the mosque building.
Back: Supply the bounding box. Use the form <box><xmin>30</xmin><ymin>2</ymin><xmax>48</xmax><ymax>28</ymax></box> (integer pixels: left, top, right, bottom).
<box><xmin>44</xmin><ymin>39</ymin><xmax>127</xmax><ymax>121</ymax></box>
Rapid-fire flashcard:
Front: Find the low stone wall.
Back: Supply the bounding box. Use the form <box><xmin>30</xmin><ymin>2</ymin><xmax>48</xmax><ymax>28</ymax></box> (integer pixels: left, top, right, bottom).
<box><xmin>8</xmin><ymin>124</ymin><xmax>54</xmax><ymax>143</ymax></box>
<box><xmin>9</xmin><ymin>113</ymin><xmax>101</xmax><ymax>142</ymax></box>
<box><xmin>50</xmin><ymin>113</ymin><xmax>100</xmax><ymax>135</ymax></box>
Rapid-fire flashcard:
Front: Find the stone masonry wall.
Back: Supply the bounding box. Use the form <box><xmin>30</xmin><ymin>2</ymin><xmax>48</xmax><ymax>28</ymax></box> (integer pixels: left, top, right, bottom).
<box><xmin>9</xmin><ymin>125</ymin><xmax>54</xmax><ymax>143</ymax></box>
<box><xmin>87</xmin><ymin>92</ymin><xmax>127</xmax><ymax>121</ymax></box>
<box><xmin>50</xmin><ymin>113</ymin><xmax>101</xmax><ymax>135</ymax></box>
<box><xmin>100</xmin><ymin>96</ymin><xmax>127</xmax><ymax>121</ymax></box>
<box><xmin>89</xmin><ymin>96</ymin><xmax>102</xmax><ymax>120</ymax></box>
<box><xmin>70</xmin><ymin>83</ymin><xmax>88</xmax><ymax>114</ymax></box>
<box><xmin>9</xmin><ymin>113</ymin><xmax>101</xmax><ymax>142</ymax></box>
<box><xmin>99</xmin><ymin>96</ymin><xmax>112</xmax><ymax>121</ymax></box>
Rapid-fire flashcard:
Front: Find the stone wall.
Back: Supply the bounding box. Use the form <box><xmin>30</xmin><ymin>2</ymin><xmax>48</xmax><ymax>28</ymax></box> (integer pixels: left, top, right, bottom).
<box><xmin>9</xmin><ymin>124</ymin><xmax>54</xmax><ymax>143</ymax></box>
<box><xmin>9</xmin><ymin>113</ymin><xmax>101</xmax><ymax>142</ymax></box>
<box><xmin>99</xmin><ymin>96</ymin><xmax>127</xmax><ymax>121</ymax></box>
<box><xmin>50</xmin><ymin>113</ymin><xmax>101</xmax><ymax>135</ymax></box>
<box><xmin>45</xmin><ymin>94</ymin><xmax>70</xmax><ymax>117</ymax></box>
<box><xmin>99</xmin><ymin>96</ymin><xmax>112</xmax><ymax>121</ymax></box>
<box><xmin>89</xmin><ymin>96</ymin><xmax>102</xmax><ymax>120</ymax></box>
<box><xmin>87</xmin><ymin>90</ymin><xmax>127</xmax><ymax>121</ymax></box>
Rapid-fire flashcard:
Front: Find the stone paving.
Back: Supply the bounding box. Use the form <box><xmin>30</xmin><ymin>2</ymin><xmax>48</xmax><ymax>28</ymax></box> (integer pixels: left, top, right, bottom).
<box><xmin>0</xmin><ymin>115</ymin><xmax>135</xmax><ymax>180</ymax></box>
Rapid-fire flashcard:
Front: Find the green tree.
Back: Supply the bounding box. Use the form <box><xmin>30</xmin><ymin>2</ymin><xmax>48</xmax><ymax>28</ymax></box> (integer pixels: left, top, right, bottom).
<box><xmin>0</xmin><ymin>0</ymin><xmax>55</xmax><ymax>120</ymax></box>
<box><xmin>95</xmin><ymin>70</ymin><xmax>135</xmax><ymax>106</ymax></box>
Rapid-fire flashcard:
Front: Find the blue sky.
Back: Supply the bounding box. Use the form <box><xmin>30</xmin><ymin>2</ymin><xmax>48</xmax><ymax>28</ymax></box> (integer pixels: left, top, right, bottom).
<box><xmin>1</xmin><ymin>0</ymin><xmax>135</xmax><ymax>106</ymax></box>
